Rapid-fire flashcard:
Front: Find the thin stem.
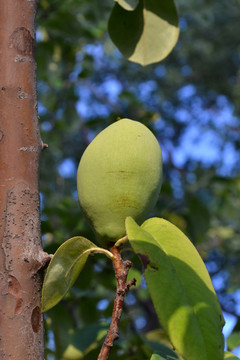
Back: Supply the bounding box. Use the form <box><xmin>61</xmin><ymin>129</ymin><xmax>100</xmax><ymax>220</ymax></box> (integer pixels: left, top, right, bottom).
<box><xmin>97</xmin><ymin>246</ymin><xmax>136</xmax><ymax>360</ymax></box>
<box><xmin>65</xmin><ymin>247</ymin><xmax>114</xmax><ymax>278</ymax></box>
<box><xmin>115</xmin><ymin>235</ymin><xmax>128</xmax><ymax>247</ymax></box>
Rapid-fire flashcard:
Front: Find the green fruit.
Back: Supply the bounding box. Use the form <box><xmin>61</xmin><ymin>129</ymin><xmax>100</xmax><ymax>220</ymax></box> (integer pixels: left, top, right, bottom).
<box><xmin>77</xmin><ymin>118</ymin><xmax>162</xmax><ymax>247</ymax></box>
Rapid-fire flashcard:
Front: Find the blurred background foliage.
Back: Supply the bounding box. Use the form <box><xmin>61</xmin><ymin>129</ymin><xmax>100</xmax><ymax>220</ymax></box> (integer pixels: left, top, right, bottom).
<box><xmin>37</xmin><ymin>0</ymin><xmax>240</xmax><ymax>358</ymax></box>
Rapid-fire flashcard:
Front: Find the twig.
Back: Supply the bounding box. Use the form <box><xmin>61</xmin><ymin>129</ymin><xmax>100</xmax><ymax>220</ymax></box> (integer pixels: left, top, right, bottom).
<box><xmin>97</xmin><ymin>246</ymin><xmax>136</xmax><ymax>360</ymax></box>
<box><xmin>41</xmin><ymin>140</ymin><xmax>48</xmax><ymax>151</ymax></box>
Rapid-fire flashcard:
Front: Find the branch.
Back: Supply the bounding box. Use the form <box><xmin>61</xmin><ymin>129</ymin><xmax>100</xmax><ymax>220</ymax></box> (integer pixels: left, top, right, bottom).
<box><xmin>97</xmin><ymin>246</ymin><xmax>136</xmax><ymax>360</ymax></box>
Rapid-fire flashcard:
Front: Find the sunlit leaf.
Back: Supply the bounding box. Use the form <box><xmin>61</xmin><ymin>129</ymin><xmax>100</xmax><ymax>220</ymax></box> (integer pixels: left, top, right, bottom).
<box><xmin>108</xmin><ymin>0</ymin><xmax>179</xmax><ymax>65</ymax></box>
<box><xmin>41</xmin><ymin>236</ymin><xmax>113</xmax><ymax>312</ymax></box>
<box><xmin>150</xmin><ymin>352</ymin><xmax>178</xmax><ymax>360</ymax></box>
<box><xmin>127</xmin><ymin>267</ymin><xmax>142</xmax><ymax>288</ymax></box>
<box><xmin>224</xmin><ymin>351</ymin><xmax>240</xmax><ymax>359</ymax></box>
<box><xmin>126</xmin><ymin>217</ymin><xmax>224</xmax><ymax>360</ymax></box>
<box><xmin>114</xmin><ymin>0</ymin><xmax>139</xmax><ymax>11</ymax></box>
<box><xmin>150</xmin><ymin>353</ymin><xmax>165</xmax><ymax>360</ymax></box>
<box><xmin>227</xmin><ymin>332</ymin><xmax>240</xmax><ymax>351</ymax></box>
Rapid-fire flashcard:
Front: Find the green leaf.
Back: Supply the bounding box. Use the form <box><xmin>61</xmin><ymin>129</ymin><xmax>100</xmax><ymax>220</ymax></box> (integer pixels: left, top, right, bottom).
<box><xmin>150</xmin><ymin>353</ymin><xmax>165</xmax><ymax>360</ymax></box>
<box><xmin>108</xmin><ymin>0</ymin><xmax>179</xmax><ymax>66</ymax></box>
<box><xmin>114</xmin><ymin>0</ymin><xmax>139</xmax><ymax>11</ymax></box>
<box><xmin>224</xmin><ymin>351</ymin><xmax>240</xmax><ymax>359</ymax></box>
<box><xmin>62</xmin><ymin>323</ymin><xmax>108</xmax><ymax>359</ymax></box>
<box><xmin>41</xmin><ymin>236</ymin><xmax>113</xmax><ymax>312</ymax></box>
<box><xmin>150</xmin><ymin>352</ymin><xmax>178</xmax><ymax>360</ymax></box>
<box><xmin>227</xmin><ymin>332</ymin><xmax>240</xmax><ymax>351</ymax></box>
<box><xmin>127</xmin><ymin>267</ymin><xmax>142</xmax><ymax>288</ymax></box>
<box><xmin>126</xmin><ymin>217</ymin><xmax>224</xmax><ymax>360</ymax></box>
<box><xmin>146</xmin><ymin>341</ymin><xmax>179</xmax><ymax>360</ymax></box>
<box><xmin>144</xmin><ymin>329</ymin><xmax>179</xmax><ymax>359</ymax></box>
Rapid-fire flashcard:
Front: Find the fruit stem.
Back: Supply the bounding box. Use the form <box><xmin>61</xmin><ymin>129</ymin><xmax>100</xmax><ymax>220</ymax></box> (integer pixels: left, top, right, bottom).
<box><xmin>97</xmin><ymin>245</ymin><xmax>136</xmax><ymax>360</ymax></box>
<box><xmin>114</xmin><ymin>235</ymin><xmax>128</xmax><ymax>247</ymax></box>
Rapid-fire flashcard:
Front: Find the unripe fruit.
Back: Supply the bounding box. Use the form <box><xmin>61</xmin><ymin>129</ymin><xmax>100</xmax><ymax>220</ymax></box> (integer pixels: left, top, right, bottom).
<box><xmin>77</xmin><ymin>119</ymin><xmax>162</xmax><ymax>247</ymax></box>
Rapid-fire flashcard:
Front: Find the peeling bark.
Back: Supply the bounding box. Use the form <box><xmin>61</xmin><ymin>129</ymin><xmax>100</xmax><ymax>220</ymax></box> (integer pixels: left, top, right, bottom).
<box><xmin>0</xmin><ymin>0</ymin><xmax>45</xmax><ymax>358</ymax></box>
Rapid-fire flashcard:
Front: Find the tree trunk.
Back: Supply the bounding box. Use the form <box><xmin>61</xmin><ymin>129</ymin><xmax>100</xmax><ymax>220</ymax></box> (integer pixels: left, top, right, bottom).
<box><xmin>0</xmin><ymin>1</ymin><xmax>47</xmax><ymax>358</ymax></box>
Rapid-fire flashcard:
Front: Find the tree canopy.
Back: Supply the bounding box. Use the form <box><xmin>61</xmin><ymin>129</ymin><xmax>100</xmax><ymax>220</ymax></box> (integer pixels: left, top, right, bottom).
<box><xmin>37</xmin><ymin>0</ymin><xmax>240</xmax><ymax>358</ymax></box>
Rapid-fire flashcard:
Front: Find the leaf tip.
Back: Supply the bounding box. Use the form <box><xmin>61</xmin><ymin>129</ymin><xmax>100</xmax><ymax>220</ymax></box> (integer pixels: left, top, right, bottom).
<box><xmin>125</xmin><ymin>216</ymin><xmax>135</xmax><ymax>227</ymax></box>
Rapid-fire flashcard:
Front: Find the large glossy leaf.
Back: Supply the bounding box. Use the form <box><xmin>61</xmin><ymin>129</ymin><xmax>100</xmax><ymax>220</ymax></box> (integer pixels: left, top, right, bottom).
<box><xmin>108</xmin><ymin>0</ymin><xmax>179</xmax><ymax>65</ymax></box>
<box><xmin>114</xmin><ymin>0</ymin><xmax>139</xmax><ymax>11</ymax></box>
<box><xmin>126</xmin><ymin>217</ymin><xmax>224</xmax><ymax>360</ymax></box>
<box><xmin>41</xmin><ymin>236</ymin><xmax>113</xmax><ymax>312</ymax></box>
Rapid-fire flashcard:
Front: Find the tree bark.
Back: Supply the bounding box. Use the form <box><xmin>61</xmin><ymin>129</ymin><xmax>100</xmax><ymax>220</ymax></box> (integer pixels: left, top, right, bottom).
<box><xmin>0</xmin><ymin>1</ymin><xmax>47</xmax><ymax>358</ymax></box>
